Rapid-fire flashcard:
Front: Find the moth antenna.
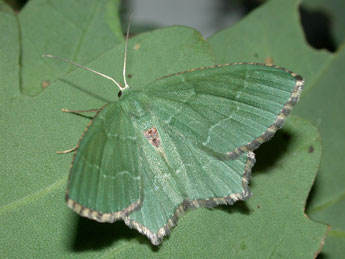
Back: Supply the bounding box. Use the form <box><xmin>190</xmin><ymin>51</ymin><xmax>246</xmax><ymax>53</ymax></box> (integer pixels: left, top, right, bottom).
<box><xmin>122</xmin><ymin>13</ymin><xmax>133</xmax><ymax>90</ymax></box>
<box><xmin>42</xmin><ymin>54</ymin><xmax>125</xmax><ymax>91</ymax></box>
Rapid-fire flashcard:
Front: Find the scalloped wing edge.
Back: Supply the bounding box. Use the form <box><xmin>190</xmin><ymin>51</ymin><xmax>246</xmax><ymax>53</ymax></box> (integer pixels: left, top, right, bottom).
<box><xmin>122</xmin><ymin>151</ymin><xmax>255</xmax><ymax>245</ymax></box>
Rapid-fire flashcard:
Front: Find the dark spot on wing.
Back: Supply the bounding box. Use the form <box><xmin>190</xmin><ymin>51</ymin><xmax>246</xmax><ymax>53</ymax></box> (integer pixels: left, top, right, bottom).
<box><xmin>128</xmin><ymin>74</ymin><xmax>132</xmax><ymax>78</ymax></box>
<box><xmin>144</xmin><ymin>127</ymin><xmax>160</xmax><ymax>148</ymax></box>
<box><xmin>118</xmin><ymin>91</ymin><xmax>122</xmax><ymax>98</ymax></box>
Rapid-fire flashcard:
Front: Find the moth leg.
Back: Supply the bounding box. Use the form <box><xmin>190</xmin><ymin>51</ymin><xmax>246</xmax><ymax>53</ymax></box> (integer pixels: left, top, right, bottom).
<box><xmin>56</xmin><ymin>146</ymin><xmax>78</xmax><ymax>154</ymax></box>
<box><xmin>61</xmin><ymin>108</ymin><xmax>100</xmax><ymax>113</ymax></box>
<box><xmin>57</xmin><ymin>108</ymin><xmax>101</xmax><ymax>154</ymax></box>
<box><xmin>57</xmin><ymin>108</ymin><xmax>102</xmax><ymax>153</ymax></box>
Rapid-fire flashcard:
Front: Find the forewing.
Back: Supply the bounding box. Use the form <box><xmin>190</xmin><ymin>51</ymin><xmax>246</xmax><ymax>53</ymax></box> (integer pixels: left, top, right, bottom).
<box><xmin>66</xmin><ymin>102</ymin><xmax>141</xmax><ymax>222</ymax></box>
<box><xmin>143</xmin><ymin>63</ymin><xmax>303</xmax><ymax>157</ymax></box>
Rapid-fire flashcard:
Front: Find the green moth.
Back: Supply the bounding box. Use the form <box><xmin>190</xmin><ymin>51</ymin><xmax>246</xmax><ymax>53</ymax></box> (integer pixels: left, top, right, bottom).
<box><xmin>45</xmin><ymin>29</ymin><xmax>303</xmax><ymax>246</ymax></box>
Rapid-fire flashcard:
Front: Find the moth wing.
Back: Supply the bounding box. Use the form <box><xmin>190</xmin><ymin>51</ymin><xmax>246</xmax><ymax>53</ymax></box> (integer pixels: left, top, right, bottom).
<box><xmin>66</xmin><ymin>102</ymin><xmax>142</xmax><ymax>222</ymax></box>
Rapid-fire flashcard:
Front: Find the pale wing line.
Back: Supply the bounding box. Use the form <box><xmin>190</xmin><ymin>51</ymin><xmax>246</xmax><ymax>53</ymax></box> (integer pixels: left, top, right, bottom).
<box><xmin>158</xmin><ymin>119</ymin><xmax>219</xmax><ymax>199</ymax></box>
<box><xmin>210</xmin><ymin>73</ymin><xmax>295</xmax><ymax>94</ymax></box>
<box><xmin>201</xmin><ymin>105</ymin><xmax>271</xmax><ymax>146</ymax></box>
<box><xmin>152</xmin><ymin>96</ymin><xmax>257</xmax><ymax>149</ymax></box>
<box><xmin>152</xmin><ymin>96</ymin><xmax>233</xmax><ymax>139</ymax></box>
<box><xmin>183</xmin><ymin>96</ymin><xmax>260</xmax><ymax>147</ymax></box>
<box><xmin>196</xmin><ymin>76</ymin><xmax>289</xmax><ymax>110</ymax></box>
<box><xmin>151</xmin><ymin>100</ymin><xmax>204</xmax><ymax>139</ymax></box>
<box><xmin>192</xmin><ymin>98</ymin><xmax>269</xmax><ymax>132</ymax></box>
<box><xmin>153</xmin><ymin>73</ymin><xmax>292</xmax><ymax>107</ymax></box>
<box><xmin>185</xmin><ymin>93</ymin><xmax>274</xmax><ymax>130</ymax></box>
<box><xmin>122</xmin><ymin>118</ymin><xmax>137</xmax><ymax>208</ymax></box>
<box><xmin>203</xmin><ymin>99</ymin><xmax>275</xmax><ymax>124</ymax></box>
<box><xmin>197</xmin><ymin>91</ymin><xmax>281</xmax><ymax>115</ymax></box>
<box><xmin>94</xmin><ymin>113</ymin><xmax>115</xmax><ymax>209</ymax></box>
<box><xmin>98</xmin><ymin>112</ymin><xmax>141</xmax><ymax>208</ymax></box>
<box><xmin>99</xmin><ymin>112</ymin><xmax>140</xmax><ymax>181</ymax></box>
<box><xmin>153</xmin><ymin>97</ymin><xmax>239</xmax><ymax>154</ymax></box>
<box><xmin>173</xmin><ymin>99</ymin><xmax>242</xmax><ymax>145</ymax></box>
<box><xmin>66</xmin><ymin>105</ymin><xmax>141</xmax><ymax>223</ymax></box>
<box><xmin>161</xmin><ymin>88</ymin><xmax>196</xmax><ymax>124</ymax></box>
<box><xmin>154</xmin><ymin>87</ymin><xmax>279</xmax><ymax>118</ymax></box>
<box><xmin>97</xmin><ymin>122</ymin><xmax>108</xmax><ymax>208</ymax></box>
<box><xmin>183</xmin><ymin>124</ymin><xmax>246</xmax><ymax>191</ymax></box>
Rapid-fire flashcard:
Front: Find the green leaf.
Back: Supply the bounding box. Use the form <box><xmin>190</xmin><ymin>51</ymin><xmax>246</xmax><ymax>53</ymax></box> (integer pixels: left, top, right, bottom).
<box><xmin>209</xmin><ymin>0</ymin><xmax>344</xmax><ymax>256</ymax></box>
<box><xmin>0</xmin><ymin>0</ymin><xmax>327</xmax><ymax>257</ymax></box>
<box><xmin>18</xmin><ymin>0</ymin><xmax>123</xmax><ymax>96</ymax></box>
<box><xmin>0</xmin><ymin>1</ymin><xmax>19</xmax><ymax>100</ymax></box>
<box><xmin>293</xmin><ymin>44</ymin><xmax>345</xmax><ymax>258</ymax></box>
<box><xmin>123</xmin><ymin>26</ymin><xmax>216</xmax><ymax>89</ymax></box>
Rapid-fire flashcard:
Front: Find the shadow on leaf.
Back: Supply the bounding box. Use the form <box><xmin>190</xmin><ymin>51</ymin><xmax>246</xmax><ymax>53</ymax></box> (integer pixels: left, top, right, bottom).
<box><xmin>253</xmin><ymin>128</ymin><xmax>294</xmax><ymax>173</ymax></box>
<box><xmin>70</xmin><ymin>216</ymin><xmax>137</xmax><ymax>252</ymax></box>
<box><xmin>215</xmin><ymin>200</ymin><xmax>251</xmax><ymax>215</ymax></box>
<box><xmin>217</xmin><ymin>128</ymin><xmax>295</xmax><ymax>215</ymax></box>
